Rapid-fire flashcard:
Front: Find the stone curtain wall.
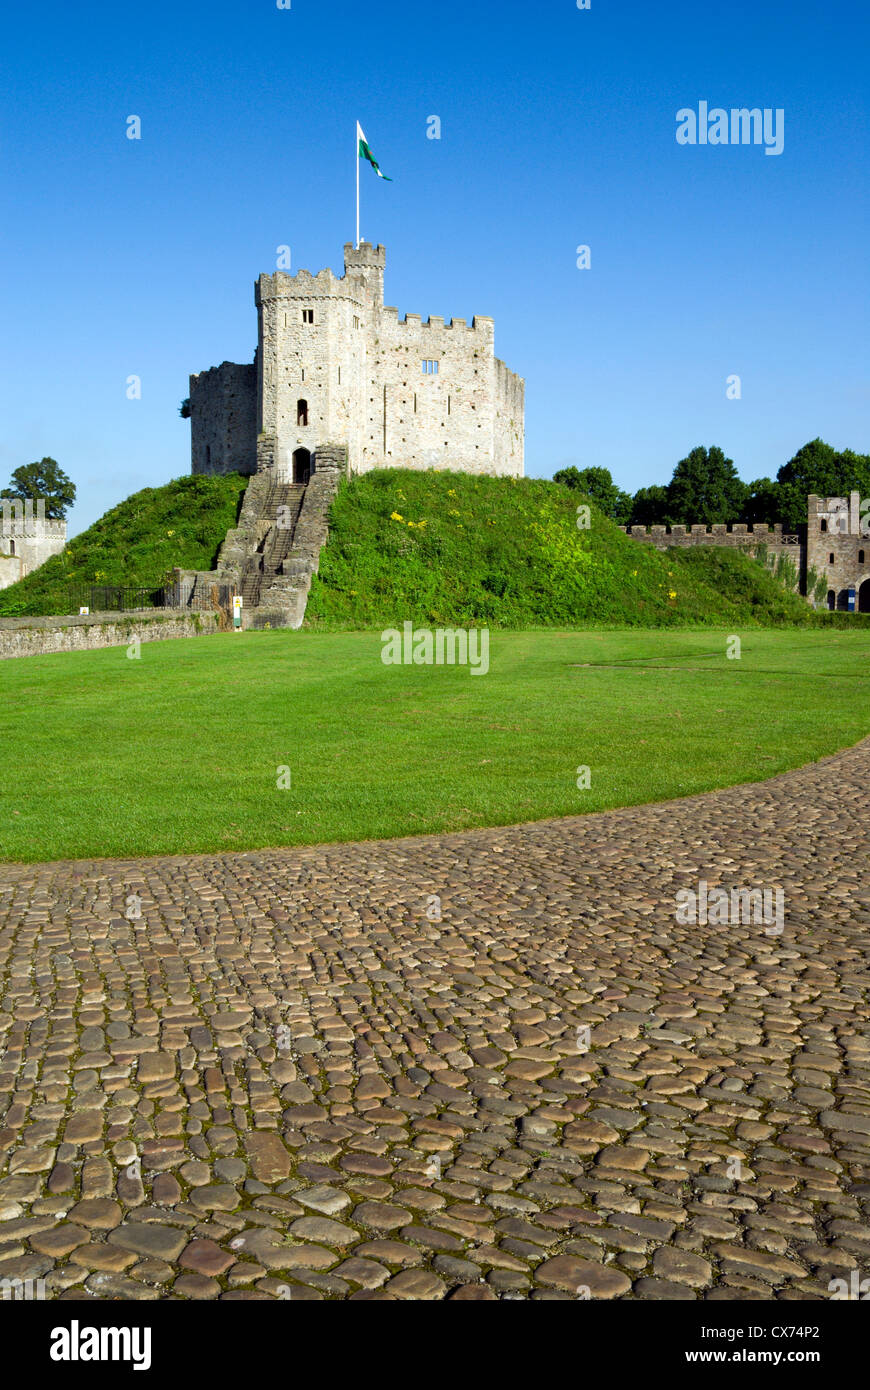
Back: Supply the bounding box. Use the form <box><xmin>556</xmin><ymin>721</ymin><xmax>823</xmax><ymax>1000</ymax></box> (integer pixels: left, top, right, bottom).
<box><xmin>621</xmin><ymin>522</ymin><xmax>801</xmax><ymax>550</ymax></box>
<box><xmin>621</xmin><ymin>521</ymin><xmax>806</xmax><ymax>599</ymax></box>
<box><xmin>0</xmin><ymin>609</ymin><xmax>221</xmax><ymax>661</ymax></box>
<box><xmin>189</xmin><ymin>362</ymin><xmax>257</xmax><ymax>476</ymax></box>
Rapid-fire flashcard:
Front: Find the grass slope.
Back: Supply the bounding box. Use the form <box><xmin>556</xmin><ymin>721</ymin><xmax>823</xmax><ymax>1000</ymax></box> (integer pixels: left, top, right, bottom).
<box><xmin>1</xmin><ymin>628</ymin><xmax>868</xmax><ymax>862</ymax></box>
<box><xmin>0</xmin><ymin>473</ymin><xmax>248</xmax><ymax>616</ymax></box>
<box><xmin>306</xmin><ymin>469</ymin><xmax>846</xmax><ymax>629</ymax></box>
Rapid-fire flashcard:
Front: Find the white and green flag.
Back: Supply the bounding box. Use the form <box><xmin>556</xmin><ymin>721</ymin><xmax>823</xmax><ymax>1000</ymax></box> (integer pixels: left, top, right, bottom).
<box><xmin>357</xmin><ymin>122</ymin><xmax>392</xmax><ymax>180</ymax></box>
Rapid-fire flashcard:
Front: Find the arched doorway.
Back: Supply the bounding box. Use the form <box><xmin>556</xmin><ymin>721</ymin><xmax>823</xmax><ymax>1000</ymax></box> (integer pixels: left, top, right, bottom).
<box><xmin>837</xmin><ymin>588</ymin><xmax>852</xmax><ymax>611</ymax></box>
<box><xmin>826</xmin><ymin>589</ymin><xmax>835</xmax><ymax>610</ymax></box>
<box><xmin>292</xmin><ymin>448</ymin><xmax>311</xmax><ymax>485</ymax></box>
<box><xmin>859</xmin><ymin>579</ymin><xmax>870</xmax><ymax>612</ymax></box>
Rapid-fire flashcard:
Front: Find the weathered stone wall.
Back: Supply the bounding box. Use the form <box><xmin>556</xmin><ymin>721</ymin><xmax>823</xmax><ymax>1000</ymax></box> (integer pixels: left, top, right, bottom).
<box><xmin>494</xmin><ymin>356</ymin><xmax>525</xmax><ymax>476</ymax></box>
<box><xmin>806</xmin><ymin>492</ymin><xmax>870</xmax><ymax>610</ymax></box>
<box><xmin>0</xmin><ymin>554</ymin><xmax>23</xmax><ymax>589</ymax></box>
<box><xmin>620</xmin><ymin>521</ymin><xmax>801</xmax><ymax>550</ymax></box>
<box><xmin>621</xmin><ymin>520</ymin><xmax>807</xmax><ymax>598</ymax></box>
<box><xmin>0</xmin><ymin>502</ymin><xmax>66</xmax><ymax>587</ymax></box>
<box><xmin>199</xmin><ymin>243</ymin><xmax>525</xmax><ymax>481</ymax></box>
<box><xmin>371</xmin><ymin>309</ymin><xmax>509</xmax><ymax>475</ymax></box>
<box><xmin>189</xmin><ymin>362</ymin><xmax>257</xmax><ymax>476</ymax></box>
<box><xmin>256</xmin><ymin>263</ymin><xmax>369</xmax><ymax>481</ymax></box>
<box><xmin>0</xmin><ymin>609</ymin><xmax>221</xmax><ymax>661</ymax></box>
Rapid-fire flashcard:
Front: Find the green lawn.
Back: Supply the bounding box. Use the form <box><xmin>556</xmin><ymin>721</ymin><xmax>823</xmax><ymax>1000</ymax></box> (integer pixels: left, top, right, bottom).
<box><xmin>1</xmin><ymin>628</ymin><xmax>868</xmax><ymax>863</ymax></box>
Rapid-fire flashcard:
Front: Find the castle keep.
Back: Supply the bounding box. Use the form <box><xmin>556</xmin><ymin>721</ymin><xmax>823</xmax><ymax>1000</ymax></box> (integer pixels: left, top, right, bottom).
<box><xmin>189</xmin><ymin>243</ymin><xmax>524</xmax><ymax>482</ymax></box>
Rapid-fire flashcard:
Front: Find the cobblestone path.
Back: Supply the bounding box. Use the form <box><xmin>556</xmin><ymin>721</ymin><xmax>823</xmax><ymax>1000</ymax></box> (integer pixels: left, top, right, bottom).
<box><xmin>1</xmin><ymin>742</ymin><xmax>869</xmax><ymax>1301</ymax></box>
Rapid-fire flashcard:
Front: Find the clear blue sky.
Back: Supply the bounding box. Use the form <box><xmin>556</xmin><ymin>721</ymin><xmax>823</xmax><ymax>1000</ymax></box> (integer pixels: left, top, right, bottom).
<box><xmin>1</xmin><ymin>0</ymin><xmax>867</xmax><ymax>536</ymax></box>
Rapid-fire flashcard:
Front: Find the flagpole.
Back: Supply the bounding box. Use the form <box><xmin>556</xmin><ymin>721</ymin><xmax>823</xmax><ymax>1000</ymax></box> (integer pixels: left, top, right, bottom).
<box><xmin>355</xmin><ymin>121</ymin><xmax>360</xmax><ymax>249</ymax></box>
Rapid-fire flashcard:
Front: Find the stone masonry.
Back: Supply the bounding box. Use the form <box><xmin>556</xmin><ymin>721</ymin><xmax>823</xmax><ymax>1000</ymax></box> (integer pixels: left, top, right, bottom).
<box><xmin>0</xmin><ymin>499</ymin><xmax>66</xmax><ymax>592</ymax></box>
<box><xmin>189</xmin><ymin>244</ymin><xmax>524</xmax><ymax>482</ymax></box>
<box><xmin>622</xmin><ymin>495</ymin><xmax>870</xmax><ymax>612</ymax></box>
<box><xmin>806</xmin><ymin>492</ymin><xmax>870</xmax><ymax>612</ymax></box>
<box><xmin>0</xmin><ymin>741</ymin><xmax>868</xmax><ymax>1300</ymax></box>
<box><xmin>179</xmin><ymin>445</ymin><xmax>346</xmax><ymax>630</ymax></box>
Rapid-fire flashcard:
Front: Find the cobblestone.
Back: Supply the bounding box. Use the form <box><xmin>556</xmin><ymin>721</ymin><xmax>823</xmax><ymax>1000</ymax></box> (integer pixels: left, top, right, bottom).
<box><xmin>1</xmin><ymin>743</ymin><xmax>869</xmax><ymax>1298</ymax></box>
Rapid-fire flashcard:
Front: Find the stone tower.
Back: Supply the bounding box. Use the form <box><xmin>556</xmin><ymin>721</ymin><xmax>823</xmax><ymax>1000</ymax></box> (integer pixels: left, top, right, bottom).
<box><xmin>0</xmin><ymin>498</ymin><xmax>67</xmax><ymax>591</ymax></box>
<box><xmin>806</xmin><ymin>492</ymin><xmax>870</xmax><ymax>611</ymax></box>
<box><xmin>189</xmin><ymin>244</ymin><xmax>524</xmax><ymax>481</ymax></box>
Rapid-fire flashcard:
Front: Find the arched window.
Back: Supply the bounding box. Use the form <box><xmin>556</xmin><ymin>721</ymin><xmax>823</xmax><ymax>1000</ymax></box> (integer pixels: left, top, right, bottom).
<box><xmin>859</xmin><ymin>549</ymin><xmax>865</xmax><ymax>564</ymax></box>
<box><xmin>820</xmin><ymin>518</ymin><xmax>828</xmax><ymax>533</ymax></box>
<box><xmin>8</xmin><ymin>539</ymin><xmax>15</xmax><ymax>555</ymax></box>
<box><xmin>297</xmin><ymin>399</ymin><xmax>308</xmax><ymax>427</ymax></box>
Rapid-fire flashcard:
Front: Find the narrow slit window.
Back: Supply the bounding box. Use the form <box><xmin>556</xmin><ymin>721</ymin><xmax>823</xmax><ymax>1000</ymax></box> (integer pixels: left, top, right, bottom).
<box><xmin>297</xmin><ymin>399</ymin><xmax>308</xmax><ymax>427</ymax></box>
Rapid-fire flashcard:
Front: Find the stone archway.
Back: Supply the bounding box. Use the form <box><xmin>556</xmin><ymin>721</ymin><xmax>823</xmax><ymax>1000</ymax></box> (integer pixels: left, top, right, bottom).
<box><xmin>859</xmin><ymin>579</ymin><xmax>870</xmax><ymax>612</ymax></box>
<box><xmin>292</xmin><ymin>448</ymin><xmax>311</xmax><ymax>485</ymax></box>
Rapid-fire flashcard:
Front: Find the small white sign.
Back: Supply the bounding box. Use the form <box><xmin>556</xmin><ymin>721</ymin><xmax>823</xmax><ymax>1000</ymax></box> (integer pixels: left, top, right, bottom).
<box><xmin>79</xmin><ymin>606</ymin><xmax>89</xmax><ymax>616</ymax></box>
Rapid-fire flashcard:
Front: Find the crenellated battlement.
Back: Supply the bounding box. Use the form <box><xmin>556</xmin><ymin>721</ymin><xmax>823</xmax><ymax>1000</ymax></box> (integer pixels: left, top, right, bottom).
<box><xmin>621</xmin><ymin>521</ymin><xmax>798</xmax><ymax>546</ymax></box>
<box><xmin>192</xmin><ymin>241</ymin><xmax>524</xmax><ymax>481</ymax></box>
<box><xmin>0</xmin><ymin>497</ymin><xmax>67</xmax><ymax>589</ymax></box>
<box><xmin>256</xmin><ymin>267</ymin><xmax>348</xmax><ymax>303</ymax></box>
<box><xmin>0</xmin><ymin>499</ymin><xmax>67</xmax><ymax>538</ymax></box>
<box><xmin>382</xmin><ymin>311</ymin><xmax>493</xmax><ymax>335</ymax></box>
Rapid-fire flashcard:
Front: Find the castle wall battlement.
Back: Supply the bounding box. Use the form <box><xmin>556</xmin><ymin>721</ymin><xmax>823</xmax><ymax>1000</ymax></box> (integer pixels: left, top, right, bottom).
<box><xmin>621</xmin><ymin>522</ymin><xmax>799</xmax><ymax>546</ymax></box>
<box><xmin>256</xmin><ymin>268</ymin><xmax>355</xmax><ymax>303</ymax></box>
<box><xmin>0</xmin><ymin>499</ymin><xmax>67</xmax><ymax>588</ymax></box>
<box><xmin>378</xmin><ymin>309</ymin><xmax>493</xmax><ymax>335</ymax></box>
<box><xmin>191</xmin><ymin>243</ymin><xmax>524</xmax><ymax>481</ymax></box>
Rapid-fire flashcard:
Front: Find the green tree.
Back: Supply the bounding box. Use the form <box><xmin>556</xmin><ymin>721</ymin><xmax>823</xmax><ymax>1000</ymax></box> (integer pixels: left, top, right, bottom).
<box><xmin>628</xmin><ymin>485</ymin><xmax>670</xmax><ymax>526</ymax></box>
<box><xmin>775</xmin><ymin>439</ymin><xmax>870</xmax><ymax>531</ymax></box>
<box><xmin>1</xmin><ymin>458</ymin><xmax>76</xmax><ymax>520</ymax></box>
<box><xmin>552</xmin><ymin>465</ymin><xmax>632</xmax><ymax>521</ymax></box>
<box><xmin>666</xmin><ymin>445</ymin><xmax>747</xmax><ymax>524</ymax></box>
<box><xmin>741</xmin><ymin>477</ymin><xmax>782</xmax><ymax>526</ymax></box>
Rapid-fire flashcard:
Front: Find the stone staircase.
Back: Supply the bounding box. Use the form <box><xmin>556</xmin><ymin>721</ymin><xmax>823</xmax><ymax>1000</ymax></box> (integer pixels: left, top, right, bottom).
<box><xmin>175</xmin><ymin>446</ymin><xmax>347</xmax><ymax>628</ymax></box>
<box><xmin>239</xmin><ymin>482</ymin><xmax>306</xmax><ymax>608</ymax></box>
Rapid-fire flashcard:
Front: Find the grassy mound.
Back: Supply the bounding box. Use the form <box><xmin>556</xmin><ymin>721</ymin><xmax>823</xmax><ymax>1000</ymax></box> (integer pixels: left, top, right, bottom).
<box><xmin>0</xmin><ymin>473</ymin><xmax>248</xmax><ymax>616</ymax></box>
<box><xmin>305</xmin><ymin>469</ymin><xmax>831</xmax><ymax>628</ymax></box>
